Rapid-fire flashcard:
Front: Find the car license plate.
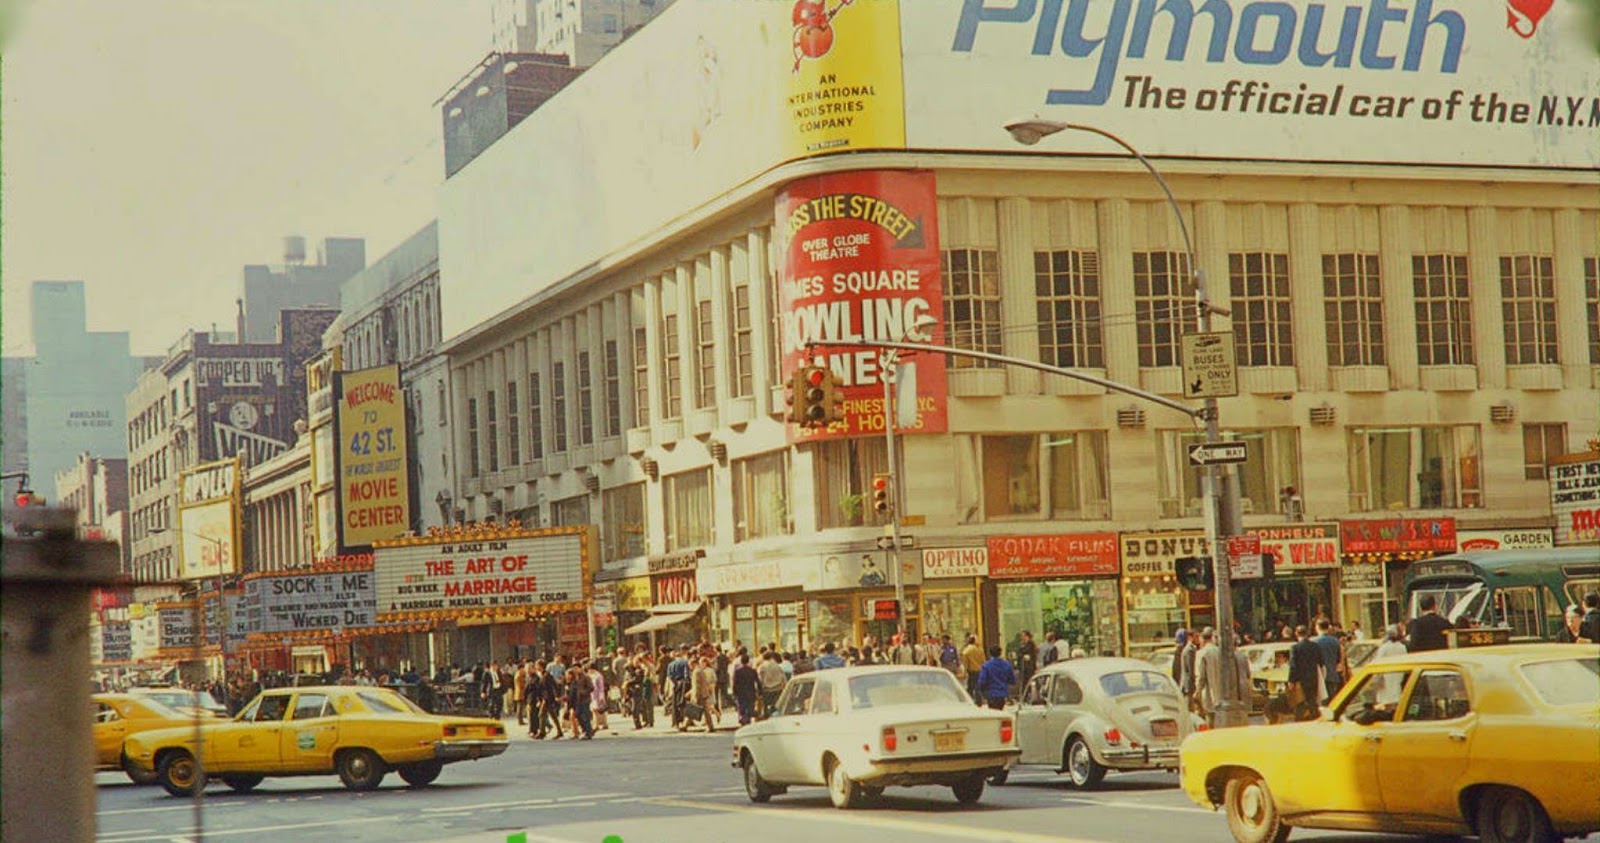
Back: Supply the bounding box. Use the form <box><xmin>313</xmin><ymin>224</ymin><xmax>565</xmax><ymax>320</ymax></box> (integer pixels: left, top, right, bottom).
<box><xmin>1150</xmin><ymin>719</ymin><xmax>1178</xmax><ymax>738</ymax></box>
<box><xmin>933</xmin><ymin>732</ymin><xmax>965</xmax><ymax>752</ymax></box>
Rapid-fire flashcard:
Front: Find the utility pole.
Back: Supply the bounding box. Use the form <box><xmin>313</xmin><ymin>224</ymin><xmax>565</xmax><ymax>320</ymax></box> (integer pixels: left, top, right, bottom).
<box><xmin>880</xmin><ymin>350</ymin><xmax>906</xmax><ymax>637</ymax></box>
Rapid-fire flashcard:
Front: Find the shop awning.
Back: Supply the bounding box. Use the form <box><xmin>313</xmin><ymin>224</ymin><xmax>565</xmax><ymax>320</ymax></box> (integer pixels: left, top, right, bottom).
<box><xmin>624</xmin><ymin>611</ymin><xmax>698</xmax><ymax>635</ymax></box>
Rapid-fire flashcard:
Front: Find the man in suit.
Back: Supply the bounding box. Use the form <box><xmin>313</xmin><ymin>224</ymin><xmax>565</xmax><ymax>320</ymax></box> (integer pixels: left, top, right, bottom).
<box><xmin>1194</xmin><ymin>627</ymin><xmax>1251</xmax><ymax>724</ymax></box>
<box><xmin>1406</xmin><ymin>594</ymin><xmax>1454</xmax><ymax>652</ymax></box>
<box><xmin>1287</xmin><ymin>625</ymin><xmax>1324</xmax><ymax>721</ymax></box>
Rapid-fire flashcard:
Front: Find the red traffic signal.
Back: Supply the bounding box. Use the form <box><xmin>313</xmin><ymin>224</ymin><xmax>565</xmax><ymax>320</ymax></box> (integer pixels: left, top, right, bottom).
<box><xmin>14</xmin><ymin>491</ymin><xmax>43</xmax><ymax>508</ymax></box>
<box><xmin>871</xmin><ymin>473</ymin><xmax>892</xmax><ymax>514</ymax></box>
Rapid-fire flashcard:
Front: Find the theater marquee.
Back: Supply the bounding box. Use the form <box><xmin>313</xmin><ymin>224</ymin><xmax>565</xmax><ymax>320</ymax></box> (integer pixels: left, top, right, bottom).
<box><xmin>373</xmin><ymin>526</ymin><xmax>596</xmax><ymax>621</ymax></box>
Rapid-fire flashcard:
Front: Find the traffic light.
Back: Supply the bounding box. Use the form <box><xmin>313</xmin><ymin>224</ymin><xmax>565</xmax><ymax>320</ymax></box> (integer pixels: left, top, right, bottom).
<box><xmin>800</xmin><ymin>366</ymin><xmax>828</xmax><ymax>428</ymax></box>
<box><xmin>784</xmin><ymin>368</ymin><xmax>805</xmax><ymax>424</ymax></box>
<box><xmin>871</xmin><ymin>473</ymin><xmax>892</xmax><ymax>515</ymax></box>
<box><xmin>13</xmin><ymin>489</ymin><xmax>44</xmax><ymax>509</ymax></box>
<box><xmin>1175</xmin><ymin>556</ymin><xmax>1214</xmax><ymax>591</ymax></box>
<box><xmin>823</xmin><ymin>369</ymin><xmax>845</xmax><ymax>424</ymax></box>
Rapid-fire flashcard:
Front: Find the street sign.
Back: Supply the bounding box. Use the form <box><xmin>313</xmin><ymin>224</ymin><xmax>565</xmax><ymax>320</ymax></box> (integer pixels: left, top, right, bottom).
<box><xmin>875</xmin><ymin>535</ymin><xmax>917</xmax><ymax>550</ymax></box>
<box><xmin>1227</xmin><ymin>535</ymin><xmax>1262</xmax><ymax>557</ymax></box>
<box><xmin>1188</xmin><ymin>442</ymin><xmax>1247</xmax><ymax>466</ymax></box>
<box><xmin>1180</xmin><ymin>332</ymin><xmax>1238</xmax><ymax>398</ymax></box>
<box><xmin>1227</xmin><ymin>535</ymin><xmax>1264</xmax><ymax>580</ymax></box>
<box><xmin>900</xmin><ymin>514</ymin><xmax>926</xmax><ymax>526</ymax></box>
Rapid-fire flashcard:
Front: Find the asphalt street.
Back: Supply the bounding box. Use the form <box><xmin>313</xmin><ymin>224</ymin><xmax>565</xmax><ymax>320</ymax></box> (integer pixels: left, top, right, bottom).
<box><xmin>94</xmin><ymin>713</ymin><xmax>1600</xmax><ymax>843</ymax></box>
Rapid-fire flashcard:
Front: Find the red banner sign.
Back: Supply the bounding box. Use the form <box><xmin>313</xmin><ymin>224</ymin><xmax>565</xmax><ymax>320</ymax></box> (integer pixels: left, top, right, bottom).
<box><xmin>987</xmin><ymin>533</ymin><xmax>1120</xmax><ymax>579</ymax></box>
<box><xmin>776</xmin><ymin>169</ymin><xmax>947</xmax><ymax>441</ymax></box>
<box><xmin>1248</xmin><ymin>524</ymin><xmax>1340</xmax><ymax>570</ymax></box>
<box><xmin>1339</xmin><ymin>518</ymin><xmax>1456</xmax><ymax>554</ymax></box>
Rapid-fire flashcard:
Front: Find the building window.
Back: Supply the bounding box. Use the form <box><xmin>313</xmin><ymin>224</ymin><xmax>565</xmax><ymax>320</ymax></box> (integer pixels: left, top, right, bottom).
<box><xmin>942</xmin><ymin>248</ymin><xmax>1002</xmax><ymax>368</ymax></box>
<box><xmin>551</xmin><ymin>495</ymin><xmax>590</xmax><ymax>527</ymax></box>
<box><xmin>601</xmin><ymin>483</ymin><xmax>647</xmax><ymax>562</ymax></box>
<box><xmin>466</xmin><ymin>397</ymin><xmax>480</xmax><ymax>477</ymax></box>
<box><xmin>733</xmin><ymin>451</ymin><xmax>791</xmax><ymax>542</ymax></box>
<box><xmin>663</xmin><ymin>468</ymin><xmax>713</xmax><ymax>551</ymax></box>
<box><xmin>1585</xmin><ymin>257</ymin><xmax>1600</xmax><ymax>364</ymax></box>
<box><xmin>1322</xmin><ymin>253</ymin><xmax>1386</xmax><ymax>366</ymax></box>
<box><xmin>632</xmin><ymin>327</ymin><xmax>650</xmax><ymax>427</ymax></box>
<box><xmin>551</xmin><ymin>362</ymin><xmax>568</xmax><ymax>453</ymax></box>
<box><xmin>812</xmin><ymin>438</ymin><xmax>889</xmax><ymax>529</ymax></box>
<box><xmin>1048</xmin><ymin>431</ymin><xmax>1111</xmax><ymax>519</ymax></box>
<box><xmin>436</xmin><ymin>380</ymin><xmax>447</xmax><ymax>426</ymax></box>
<box><xmin>1034</xmin><ymin>250</ymin><xmax>1103</xmax><ymax>368</ymax></box>
<box><xmin>730</xmin><ymin>252</ymin><xmax>754</xmax><ymax>397</ymax></box>
<box><xmin>1229</xmin><ymin>252</ymin><xmax>1294</xmax><ymax>367</ymax></box>
<box><xmin>603</xmin><ymin>339</ymin><xmax>622</xmax><ymax>438</ymax></box>
<box><xmin>1159</xmin><ymin>429</ymin><xmax>1301</xmax><ymax>518</ymax></box>
<box><xmin>1412</xmin><ymin>254</ymin><xmax>1474</xmax><ymax>366</ymax></box>
<box><xmin>1349</xmin><ymin>425</ymin><xmax>1482</xmax><ymax>511</ymax></box>
<box><xmin>695</xmin><ymin>299</ymin><xmax>715</xmax><ymax>408</ymax></box>
<box><xmin>576</xmin><ymin>350</ymin><xmax>594</xmax><ymax>446</ymax></box>
<box><xmin>528</xmin><ymin>372</ymin><xmax>544</xmax><ymax>460</ymax></box>
<box><xmin>485</xmin><ymin>390</ymin><xmax>499</xmax><ymax>472</ymax></box>
<box><xmin>661</xmin><ymin>314</ymin><xmax>682</xmax><ymax>418</ymax></box>
<box><xmin>506</xmin><ymin>381</ymin><xmax>521</xmax><ymax>466</ymax></box>
<box><xmin>979</xmin><ymin>432</ymin><xmax>1110</xmax><ymax>520</ymax></box>
<box><xmin>602</xmin><ymin>12</ymin><xmax>618</xmax><ymax>32</ymax></box>
<box><xmin>1500</xmin><ymin>255</ymin><xmax>1558</xmax><ymax>365</ymax></box>
<box><xmin>1522</xmin><ymin>423</ymin><xmax>1566</xmax><ymax>480</ymax></box>
<box><xmin>1134</xmin><ymin>251</ymin><xmax>1192</xmax><ymax>367</ymax></box>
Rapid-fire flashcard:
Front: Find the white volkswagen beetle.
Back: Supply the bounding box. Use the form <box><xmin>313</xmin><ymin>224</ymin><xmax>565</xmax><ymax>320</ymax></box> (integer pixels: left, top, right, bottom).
<box><xmin>731</xmin><ymin>665</ymin><xmax>1019</xmax><ymax>808</ymax></box>
<box><xmin>999</xmin><ymin>657</ymin><xmax>1194</xmax><ymax>788</ymax></box>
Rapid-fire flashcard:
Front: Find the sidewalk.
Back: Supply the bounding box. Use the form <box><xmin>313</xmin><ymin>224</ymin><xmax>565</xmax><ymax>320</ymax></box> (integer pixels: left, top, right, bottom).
<box><xmin>501</xmin><ymin>703</ymin><xmax>739</xmax><ymax>743</ymax></box>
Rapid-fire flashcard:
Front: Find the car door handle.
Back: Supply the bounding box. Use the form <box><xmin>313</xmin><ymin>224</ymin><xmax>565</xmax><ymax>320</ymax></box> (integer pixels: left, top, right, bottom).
<box><xmin>1364</xmin><ymin>734</ymin><xmax>1382</xmax><ymax>743</ymax></box>
<box><xmin>1447</xmin><ymin>731</ymin><xmax>1467</xmax><ymax>742</ymax></box>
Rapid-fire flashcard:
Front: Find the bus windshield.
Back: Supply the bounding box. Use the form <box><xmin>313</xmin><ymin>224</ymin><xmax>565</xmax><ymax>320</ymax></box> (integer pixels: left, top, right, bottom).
<box><xmin>1409</xmin><ymin>581</ymin><xmax>1487</xmax><ymax>625</ymax></box>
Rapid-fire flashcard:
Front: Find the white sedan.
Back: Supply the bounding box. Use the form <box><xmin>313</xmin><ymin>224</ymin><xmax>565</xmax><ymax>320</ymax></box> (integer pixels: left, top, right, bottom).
<box><xmin>1002</xmin><ymin>658</ymin><xmax>1194</xmax><ymax>788</ymax></box>
<box><xmin>732</xmin><ymin>665</ymin><xmax>1019</xmax><ymax>808</ymax></box>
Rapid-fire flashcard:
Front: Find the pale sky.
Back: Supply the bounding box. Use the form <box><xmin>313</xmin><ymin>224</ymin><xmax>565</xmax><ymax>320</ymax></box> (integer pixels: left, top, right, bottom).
<box><xmin>1</xmin><ymin>0</ymin><xmax>494</xmax><ymax>356</ymax></box>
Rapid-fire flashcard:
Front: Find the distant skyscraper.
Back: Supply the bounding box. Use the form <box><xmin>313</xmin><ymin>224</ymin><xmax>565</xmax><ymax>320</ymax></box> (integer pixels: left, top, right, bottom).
<box><xmin>4</xmin><ymin>281</ymin><xmax>157</xmax><ymax>496</ymax></box>
<box><xmin>238</xmin><ymin>236</ymin><xmax>366</xmax><ymax>343</ymax></box>
<box><xmin>526</xmin><ymin>0</ymin><xmax>674</xmax><ymax>68</ymax></box>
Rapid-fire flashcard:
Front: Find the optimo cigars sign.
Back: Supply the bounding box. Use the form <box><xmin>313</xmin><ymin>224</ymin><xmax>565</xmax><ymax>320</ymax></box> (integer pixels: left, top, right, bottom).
<box><xmin>374</xmin><ymin>527</ymin><xmax>594</xmax><ymax>618</ymax></box>
<box><xmin>777</xmin><ymin>169</ymin><xmax>947</xmax><ymax>441</ymax></box>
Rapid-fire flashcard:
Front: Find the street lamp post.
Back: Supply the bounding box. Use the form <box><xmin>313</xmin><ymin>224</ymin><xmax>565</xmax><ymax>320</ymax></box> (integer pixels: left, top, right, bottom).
<box><xmin>1005</xmin><ymin>119</ymin><xmax>1248</xmax><ymax>728</ymax></box>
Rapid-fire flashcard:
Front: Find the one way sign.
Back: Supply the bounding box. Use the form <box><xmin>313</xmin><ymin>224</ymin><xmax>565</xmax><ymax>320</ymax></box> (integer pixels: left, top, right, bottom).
<box><xmin>1188</xmin><ymin>442</ymin><xmax>1247</xmax><ymax>466</ymax></box>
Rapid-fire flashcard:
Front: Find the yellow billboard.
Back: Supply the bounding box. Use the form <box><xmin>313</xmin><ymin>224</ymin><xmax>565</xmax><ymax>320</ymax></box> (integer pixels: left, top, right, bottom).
<box><xmin>176</xmin><ymin>457</ymin><xmax>241</xmax><ymax>580</ymax></box>
<box><xmin>335</xmin><ymin>365</ymin><xmax>411</xmax><ymax>548</ymax></box>
<box><xmin>781</xmin><ymin>0</ymin><xmax>906</xmax><ymax>159</ymax></box>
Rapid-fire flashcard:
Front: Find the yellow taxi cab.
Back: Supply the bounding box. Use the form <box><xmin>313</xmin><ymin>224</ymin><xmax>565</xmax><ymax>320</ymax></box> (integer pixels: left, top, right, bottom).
<box><xmin>122</xmin><ymin>685</ymin><xmax>509</xmax><ymax>797</ymax></box>
<box><xmin>1180</xmin><ymin>643</ymin><xmax>1599</xmax><ymax>843</ymax></box>
<box><xmin>94</xmin><ymin>693</ymin><xmax>209</xmax><ymax>784</ymax></box>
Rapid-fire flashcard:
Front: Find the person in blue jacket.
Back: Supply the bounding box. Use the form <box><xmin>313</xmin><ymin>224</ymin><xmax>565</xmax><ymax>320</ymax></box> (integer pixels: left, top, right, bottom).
<box><xmin>975</xmin><ymin>646</ymin><xmax>1016</xmax><ymax>710</ymax></box>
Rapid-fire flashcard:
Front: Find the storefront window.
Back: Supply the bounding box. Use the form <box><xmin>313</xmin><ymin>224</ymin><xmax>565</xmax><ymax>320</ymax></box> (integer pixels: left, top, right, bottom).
<box><xmin>999</xmin><ymin>580</ymin><xmax>1122</xmax><ymax>660</ymax></box>
<box><xmin>1123</xmin><ymin>576</ymin><xmax>1186</xmax><ymax>658</ymax></box>
<box><xmin>1233</xmin><ymin>574</ymin><xmax>1335</xmax><ymax>637</ymax></box>
<box><xmin>808</xmin><ymin>596</ymin><xmax>852</xmax><ymax>650</ymax></box>
<box><xmin>922</xmin><ymin>590</ymin><xmax>978</xmax><ymax>642</ymax></box>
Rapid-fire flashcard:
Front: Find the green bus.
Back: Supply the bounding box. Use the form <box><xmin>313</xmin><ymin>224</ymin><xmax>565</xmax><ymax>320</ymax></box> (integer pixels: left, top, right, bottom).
<box><xmin>1403</xmin><ymin>548</ymin><xmax>1600</xmax><ymax>642</ymax></box>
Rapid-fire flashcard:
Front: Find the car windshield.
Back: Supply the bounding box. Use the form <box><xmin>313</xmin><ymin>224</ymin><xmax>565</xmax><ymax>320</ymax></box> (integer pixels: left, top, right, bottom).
<box><xmin>846</xmin><ymin>671</ymin><xmax>967</xmax><ymax>709</ymax></box>
<box><xmin>142</xmin><ymin>690</ymin><xmax>223</xmax><ymax>711</ymax></box>
<box><xmin>1410</xmin><ymin>581</ymin><xmax>1488</xmax><ymax>625</ymax></box>
<box><xmin>1518</xmin><ymin>657</ymin><xmax>1600</xmax><ymax>706</ymax></box>
<box><xmin>1098</xmin><ymin>670</ymin><xmax>1174</xmax><ymax>697</ymax></box>
<box><xmin>357</xmin><ymin>689</ymin><xmax>427</xmax><ymax>715</ymax></box>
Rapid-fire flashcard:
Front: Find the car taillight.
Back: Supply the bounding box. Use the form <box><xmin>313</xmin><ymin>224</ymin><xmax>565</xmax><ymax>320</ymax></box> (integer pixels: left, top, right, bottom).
<box><xmin>1104</xmin><ymin>728</ymin><xmax>1122</xmax><ymax>745</ymax></box>
<box><xmin>443</xmin><ymin>726</ymin><xmax>457</xmax><ymax>737</ymax></box>
<box><xmin>881</xmin><ymin>727</ymin><xmax>897</xmax><ymax>752</ymax></box>
<box><xmin>1000</xmin><ymin>719</ymin><xmax>1014</xmax><ymax>744</ymax></box>
<box><xmin>1197</xmin><ymin>723</ymin><xmax>1211</xmax><ymax>732</ymax></box>
<box><xmin>488</xmin><ymin>724</ymin><xmax>503</xmax><ymax>736</ymax></box>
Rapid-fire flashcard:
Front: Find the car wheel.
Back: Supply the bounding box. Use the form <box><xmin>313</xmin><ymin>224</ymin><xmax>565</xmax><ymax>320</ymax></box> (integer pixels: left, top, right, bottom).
<box><xmin>1065</xmin><ymin>737</ymin><xmax>1106</xmax><ymax>789</ymax></box>
<box><xmin>988</xmin><ymin>769</ymin><xmax>1010</xmax><ymax>786</ymax></box>
<box><xmin>1476</xmin><ymin>786</ymin><xmax>1559</xmax><ymax>843</ymax></box>
<box><xmin>1224</xmin><ymin>771</ymin><xmax>1290</xmax><ymax>843</ymax></box>
<box><xmin>122</xmin><ymin>753</ymin><xmax>159</xmax><ymax>786</ymax></box>
<box><xmin>398</xmin><ymin>760</ymin><xmax>443</xmax><ymax>788</ymax></box>
<box><xmin>741</xmin><ymin>753</ymin><xmax>773</xmax><ymax>804</ymax></box>
<box><xmin>221</xmin><ymin>774</ymin><xmax>263</xmax><ymax>793</ymax></box>
<box><xmin>860</xmin><ymin>785</ymin><xmax>885</xmax><ymax>804</ymax></box>
<box><xmin>825</xmin><ymin>756</ymin><xmax>862</xmax><ymax>809</ymax></box>
<box><xmin>157</xmin><ymin>751</ymin><xmax>206</xmax><ymax>798</ymax></box>
<box><xmin>336</xmin><ymin>748</ymin><xmax>387</xmax><ymax>791</ymax></box>
<box><xmin>951</xmin><ymin>773</ymin><xmax>985</xmax><ymax>805</ymax></box>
